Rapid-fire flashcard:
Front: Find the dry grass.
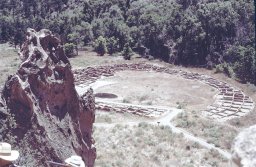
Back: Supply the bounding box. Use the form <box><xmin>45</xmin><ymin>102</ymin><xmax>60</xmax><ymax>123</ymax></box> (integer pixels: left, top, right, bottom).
<box><xmin>95</xmin><ymin>112</ymin><xmax>113</xmax><ymax>123</ymax></box>
<box><xmin>0</xmin><ymin>43</ymin><xmax>20</xmax><ymax>85</ymax></box>
<box><xmin>122</xmin><ymin>94</ymin><xmax>153</xmax><ymax>105</ymax></box>
<box><xmin>95</xmin><ymin>110</ymin><xmax>148</xmax><ymax>124</ymax></box>
<box><xmin>94</xmin><ymin>111</ymin><xmax>229</xmax><ymax>166</ymax></box>
<box><xmin>174</xmin><ymin>111</ymin><xmax>238</xmax><ymax>150</ymax></box>
<box><xmin>93</xmin><ymin>123</ymin><xmax>229</xmax><ymax>167</ymax></box>
<box><xmin>69</xmin><ymin>50</ymin><xmax>126</xmax><ymax>69</ymax></box>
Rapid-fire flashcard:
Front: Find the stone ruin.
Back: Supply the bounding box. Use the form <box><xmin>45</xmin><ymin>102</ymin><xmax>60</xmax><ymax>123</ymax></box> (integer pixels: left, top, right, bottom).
<box><xmin>74</xmin><ymin>63</ymin><xmax>254</xmax><ymax>121</ymax></box>
<box><xmin>0</xmin><ymin>29</ymin><xmax>96</xmax><ymax>166</ymax></box>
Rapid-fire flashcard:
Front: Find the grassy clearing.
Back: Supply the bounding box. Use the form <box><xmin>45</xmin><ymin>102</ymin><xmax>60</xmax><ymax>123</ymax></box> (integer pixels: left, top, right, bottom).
<box><xmin>0</xmin><ymin>44</ymin><xmax>20</xmax><ymax>85</ymax></box>
<box><xmin>93</xmin><ymin>123</ymin><xmax>229</xmax><ymax>167</ymax></box>
<box><xmin>95</xmin><ymin>113</ymin><xmax>113</xmax><ymax>123</ymax></box>
<box><xmin>69</xmin><ymin>50</ymin><xmax>125</xmax><ymax>69</ymax></box>
<box><xmin>95</xmin><ymin>110</ymin><xmax>148</xmax><ymax>124</ymax></box>
<box><xmin>122</xmin><ymin>94</ymin><xmax>153</xmax><ymax>106</ymax></box>
<box><xmin>174</xmin><ymin>111</ymin><xmax>238</xmax><ymax>150</ymax></box>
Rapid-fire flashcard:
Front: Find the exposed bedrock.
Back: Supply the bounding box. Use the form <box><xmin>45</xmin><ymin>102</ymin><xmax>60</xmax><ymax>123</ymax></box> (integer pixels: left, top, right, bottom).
<box><xmin>1</xmin><ymin>29</ymin><xmax>96</xmax><ymax>167</ymax></box>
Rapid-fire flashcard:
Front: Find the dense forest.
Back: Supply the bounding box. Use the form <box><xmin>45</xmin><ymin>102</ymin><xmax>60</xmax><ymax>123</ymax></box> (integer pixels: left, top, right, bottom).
<box><xmin>0</xmin><ymin>0</ymin><xmax>255</xmax><ymax>84</ymax></box>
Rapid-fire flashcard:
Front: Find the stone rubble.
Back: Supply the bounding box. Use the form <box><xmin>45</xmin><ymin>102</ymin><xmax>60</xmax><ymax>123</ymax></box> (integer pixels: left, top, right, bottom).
<box><xmin>96</xmin><ymin>101</ymin><xmax>170</xmax><ymax>118</ymax></box>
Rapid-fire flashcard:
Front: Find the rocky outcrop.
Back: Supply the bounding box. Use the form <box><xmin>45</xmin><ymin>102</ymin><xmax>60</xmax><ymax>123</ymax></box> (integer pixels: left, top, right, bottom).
<box><xmin>0</xmin><ymin>29</ymin><xmax>96</xmax><ymax>167</ymax></box>
<box><xmin>231</xmin><ymin>125</ymin><xmax>256</xmax><ymax>167</ymax></box>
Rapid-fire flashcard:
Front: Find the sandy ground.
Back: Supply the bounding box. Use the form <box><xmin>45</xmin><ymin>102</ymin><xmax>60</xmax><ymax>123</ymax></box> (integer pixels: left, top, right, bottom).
<box><xmin>93</xmin><ymin>70</ymin><xmax>217</xmax><ymax>111</ymax></box>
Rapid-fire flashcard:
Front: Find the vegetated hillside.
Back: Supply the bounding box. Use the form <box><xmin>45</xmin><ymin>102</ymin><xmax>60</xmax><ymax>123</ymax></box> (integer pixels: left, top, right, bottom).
<box><xmin>0</xmin><ymin>0</ymin><xmax>255</xmax><ymax>84</ymax></box>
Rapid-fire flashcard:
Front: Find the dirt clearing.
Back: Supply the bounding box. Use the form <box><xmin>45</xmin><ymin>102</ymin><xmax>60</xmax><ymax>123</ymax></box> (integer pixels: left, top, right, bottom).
<box><xmin>93</xmin><ymin>70</ymin><xmax>217</xmax><ymax>111</ymax></box>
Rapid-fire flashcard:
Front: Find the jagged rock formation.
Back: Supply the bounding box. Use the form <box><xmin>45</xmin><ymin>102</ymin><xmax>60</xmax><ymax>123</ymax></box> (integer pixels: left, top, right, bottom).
<box><xmin>231</xmin><ymin>125</ymin><xmax>256</xmax><ymax>167</ymax></box>
<box><xmin>0</xmin><ymin>29</ymin><xmax>96</xmax><ymax>167</ymax></box>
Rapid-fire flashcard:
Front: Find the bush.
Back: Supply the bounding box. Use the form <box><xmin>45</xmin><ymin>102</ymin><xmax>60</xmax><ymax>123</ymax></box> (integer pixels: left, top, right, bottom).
<box><xmin>94</xmin><ymin>36</ymin><xmax>108</xmax><ymax>56</ymax></box>
<box><xmin>215</xmin><ymin>64</ymin><xmax>224</xmax><ymax>73</ymax></box>
<box><xmin>233</xmin><ymin>46</ymin><xmax>256</xmax><ymax>83</ymax></box>
<box><xmin>122</xmin><ymin>43</ymin><xmax>133</xmax><ymax>60</ymax></box>
<box><xmin>107</xmin><ymin>37</ymin><xmax>120</xmax><ymax>54</ymax></box>
<box><xmin>223</xmin><ymin>64</ymin><xmax>235</xmax><ymax>79</ymax></box>
<box><xmin>64</xmin><ymin>43</ymin><xmax>77</xmax><ymax>57</ymax></box>
<box><xmin>224</xmin><ymin>45</ymin><xmax>256</xmax><ymax>83</ymax></box>
<box><xmin>215</xmin><ymin>63</ymin><xmax>235</xmax><ymax>78</ymax></box>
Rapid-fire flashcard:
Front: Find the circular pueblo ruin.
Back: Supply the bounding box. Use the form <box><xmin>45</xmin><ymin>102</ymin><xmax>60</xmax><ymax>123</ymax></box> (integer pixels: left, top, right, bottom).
<box><xmin>74</xmin><ymin>63</ymin><xmax>254</xmax><ymax>121</ymax></box>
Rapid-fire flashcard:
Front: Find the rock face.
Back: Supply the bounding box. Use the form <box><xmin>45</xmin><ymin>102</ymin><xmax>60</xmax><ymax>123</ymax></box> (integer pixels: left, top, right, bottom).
<box><xmin>231</xmin><ymin>125</ymin><xmax>256</xmax><ymax>167</ymax></box>
<box><xmin>0</xmin><ymin>29</ymin><xmax>96</xmax><ymax>167</ymax></box>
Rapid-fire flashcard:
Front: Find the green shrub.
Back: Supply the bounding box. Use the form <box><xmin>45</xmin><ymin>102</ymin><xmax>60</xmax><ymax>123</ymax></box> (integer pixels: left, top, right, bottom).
<box><xmin>138</xmin><ymin>122</ymin><xmax>148</xmax><ymax>128</ymax></box>
<box><xmin>215</xmin><ymin>63</ymin><xmax>235</xmax><ymax>78</ymax></box>
<box><xmin>107</xmin><ymin>37</ymin><xmax>120</xmax><ymax>54</ymax></box>
<box><xmin>215</xmin><ymin>64</ymin><xmax>224</xmax><ymax>73</ymax></box>
<box><xmin>122</xmin><ymin>98</ymin><xmax>130</xmax><ymax>103</ymax></box>
<box><xmin>64</xmin><ymin>43</ymin><xmax>77</xmax><ymax>57</ymax></box>
<box><xmin>176</xmin><ymin>102</ymin><xmax>186</xmax><ymax>109</ymax></box>
<box><xmin>223</xmin><ymin>64</ymin><xmax>235</xmax><ymax>79</ymax></box>
<box><xmin>94</xmin><ymin>36</ymin><xmax>108</xmax><ymax>56</ymax></box>
<box><xmin>224</xmin><ymin>45</ymin><xmax>256</xmax><ymax>83</ymax></box>
<box><xmin>122</xmin><ymin>43</ymin><xmax>133</xmax><ymax>60</ymax></box>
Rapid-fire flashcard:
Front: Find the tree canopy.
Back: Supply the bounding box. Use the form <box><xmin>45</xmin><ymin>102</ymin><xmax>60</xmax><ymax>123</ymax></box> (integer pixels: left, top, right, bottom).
<box><xmin>0</xmin><ymin>0</ymin><xmax>255</xmax><ymax>84</ymax></box>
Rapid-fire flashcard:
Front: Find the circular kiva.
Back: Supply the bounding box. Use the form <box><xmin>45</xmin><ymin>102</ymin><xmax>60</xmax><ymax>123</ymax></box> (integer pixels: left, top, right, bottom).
<box><xmin>94</xmin><ymin>93</ymin><xmax>118</xmax><ymax>99</ymax></box>
<box><xmin>74</xmin><ymin>63</ymin><xmax>255</xmax><ymax>121</ymax></box>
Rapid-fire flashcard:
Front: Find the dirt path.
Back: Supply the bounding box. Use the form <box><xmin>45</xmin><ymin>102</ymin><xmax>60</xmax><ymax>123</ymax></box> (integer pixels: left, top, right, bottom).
<box><xmin>155</xmin><ymin>113</ymin><xmax>231</xmax><ymax>159</ymax></box>
<box><xmin>94</xmin><ymin>101</ymin><xmax>232</xmax><ymax>159</ymax></box>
